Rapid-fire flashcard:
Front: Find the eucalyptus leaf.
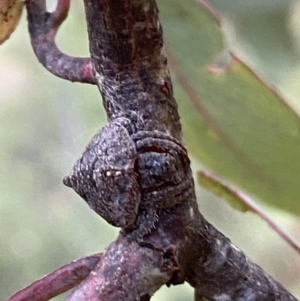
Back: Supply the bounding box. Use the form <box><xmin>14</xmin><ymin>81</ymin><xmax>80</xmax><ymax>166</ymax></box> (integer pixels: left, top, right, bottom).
<box><xmin>197</xmin><ymin>171</ymin><xmax>249</xmax><ymax>212</ymax></box>
<box><xmin>158</xmin><ymin>0</ymin><xmax>300</xmax><ymax>215</ymax></box>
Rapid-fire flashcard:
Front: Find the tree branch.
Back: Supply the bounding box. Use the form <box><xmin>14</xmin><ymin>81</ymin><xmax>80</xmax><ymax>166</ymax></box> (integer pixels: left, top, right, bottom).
<box><xmin>83</xmin><ymin>0</ymin><xmax>181</xmax><ymax>137</ymax></box>
<box><xmin>8</xmin><ymin>0</ymin><xmax>299</xmax><ymax>300</ymax></box>
<box><xmin>77</xmin><ymin>0</ymin><xmax>300</xmax><ymax>299</ymax></box>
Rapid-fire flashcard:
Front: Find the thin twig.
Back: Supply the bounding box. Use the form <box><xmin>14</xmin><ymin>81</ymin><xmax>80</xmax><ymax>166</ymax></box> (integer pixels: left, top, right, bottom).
<box><xmin>26</xmin><ymin>0</ymin><xmax>96</xmax><ymax>84</ymax></box>
<box><xmin>8</xmin><ymin>253</ymin><xmax>102</xmax><ymax>301</ymax></box>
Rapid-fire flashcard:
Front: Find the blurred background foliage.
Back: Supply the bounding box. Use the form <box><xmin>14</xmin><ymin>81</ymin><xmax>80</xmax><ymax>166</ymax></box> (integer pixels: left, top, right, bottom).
<box><xmin>160</xmin><ymin>0</ymin><xmax>300</xmax><ymax>216</ymax></box>
<box><xmin>1</xmin><ymin>0</ymin><xmax>300</xmax><ymax>300</ymax></box>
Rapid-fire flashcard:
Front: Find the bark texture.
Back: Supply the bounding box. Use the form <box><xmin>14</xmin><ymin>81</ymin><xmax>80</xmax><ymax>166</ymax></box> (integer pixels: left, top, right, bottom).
<box><xmin>7</xmin><ymin>1</ymin><xmax>298</xmax><ymax>301</ymax></box>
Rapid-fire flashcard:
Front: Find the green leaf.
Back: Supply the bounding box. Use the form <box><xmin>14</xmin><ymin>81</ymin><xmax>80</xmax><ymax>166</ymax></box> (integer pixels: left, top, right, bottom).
<box><xmin>197</xmin><ymin>170</ymin><xmax>300</xmax><ymax>253</ymax></box>
<box><xmin>158</xmin><ymin>0</ymin><xmax>300</xmax><ymax>215</ymax></box>
<box><xmin>197</xmin><ymin>171</ymin><xmax>249</xmax><ymax>212</ymax></box>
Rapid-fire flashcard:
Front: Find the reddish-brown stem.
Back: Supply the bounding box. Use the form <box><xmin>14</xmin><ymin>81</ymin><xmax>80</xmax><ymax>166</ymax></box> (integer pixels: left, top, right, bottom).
<box><xmin>25</xmin><ymin>0</ymin><xmax>96</xmax><ymax>84</ymax></box>
<box><xmin>51</xmin><ymin>0</ymin><xmax>70</xmax><ymax>27</ymax></box>
<box><xmin>7</xmin><ymin>254</ymin><xmax>101</xmax><ymax>301</ymax></box>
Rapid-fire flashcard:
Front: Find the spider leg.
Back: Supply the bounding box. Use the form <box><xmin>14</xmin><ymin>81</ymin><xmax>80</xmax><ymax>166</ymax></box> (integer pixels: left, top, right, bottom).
<box><xmin>123</xmin><ymin>207</ymin><xmax>158</xmax><ymax>242</ymax></box>
<box><xmin>132</xmin><ymin>131</ymin><xmax>193</xmax><ymax>209</ymax></box>
<box><xmin>142</xmin><ymin>179</ymin><xmax>194</xmax><ymax>208</ymax></box>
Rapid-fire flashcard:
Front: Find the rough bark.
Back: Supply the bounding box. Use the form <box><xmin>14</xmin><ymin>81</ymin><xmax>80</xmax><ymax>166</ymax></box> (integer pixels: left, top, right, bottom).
<box><xmin>73</xmin><ymin>0</ymin><xmax>299</xmax><ymax>300</ymax></box>
<box><xmin>7</xmin><ymin>0</ymin><xmax>299</xmax><ymax>301</ymax></box>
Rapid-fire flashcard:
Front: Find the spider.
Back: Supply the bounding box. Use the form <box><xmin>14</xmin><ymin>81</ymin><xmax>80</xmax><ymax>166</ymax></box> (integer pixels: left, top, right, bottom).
<box><xmin>63</xmin><ymin>118</ymin><xmax>193</xmax><ymax>238</ymax></box>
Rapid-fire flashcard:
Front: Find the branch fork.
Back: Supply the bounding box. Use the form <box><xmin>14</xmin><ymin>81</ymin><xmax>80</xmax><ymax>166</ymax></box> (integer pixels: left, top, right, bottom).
<box><xmin>7</xmin><ymin>1</ymin><xmax>299</xmax><ymax>300</ymax></box>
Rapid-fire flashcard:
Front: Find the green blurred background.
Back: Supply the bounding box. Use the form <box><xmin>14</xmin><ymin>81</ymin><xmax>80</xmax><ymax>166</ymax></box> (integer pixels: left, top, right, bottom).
<box><xmin>1</xmin><ymin>1</ymin><xmax>300</xmax><ymax>300</ymax></box>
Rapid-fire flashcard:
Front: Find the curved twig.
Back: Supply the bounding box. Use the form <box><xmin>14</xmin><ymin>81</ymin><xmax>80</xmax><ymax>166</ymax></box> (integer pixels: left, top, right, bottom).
<box><xmin>25</xmin><ymin>0</ymin><xmax>96</xmax><ymax>84</ymax></box>
<box><xmin>8</xmin><ymin>253</ymin><xmax>102</xmax><ymax>301</ymax></box>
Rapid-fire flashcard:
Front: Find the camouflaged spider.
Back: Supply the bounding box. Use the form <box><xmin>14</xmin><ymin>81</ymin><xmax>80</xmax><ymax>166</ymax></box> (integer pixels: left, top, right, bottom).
<box><xmin>63</xmin><ymin>117</ymin><xmax>192</xmax><ymax>238</ymax></box>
